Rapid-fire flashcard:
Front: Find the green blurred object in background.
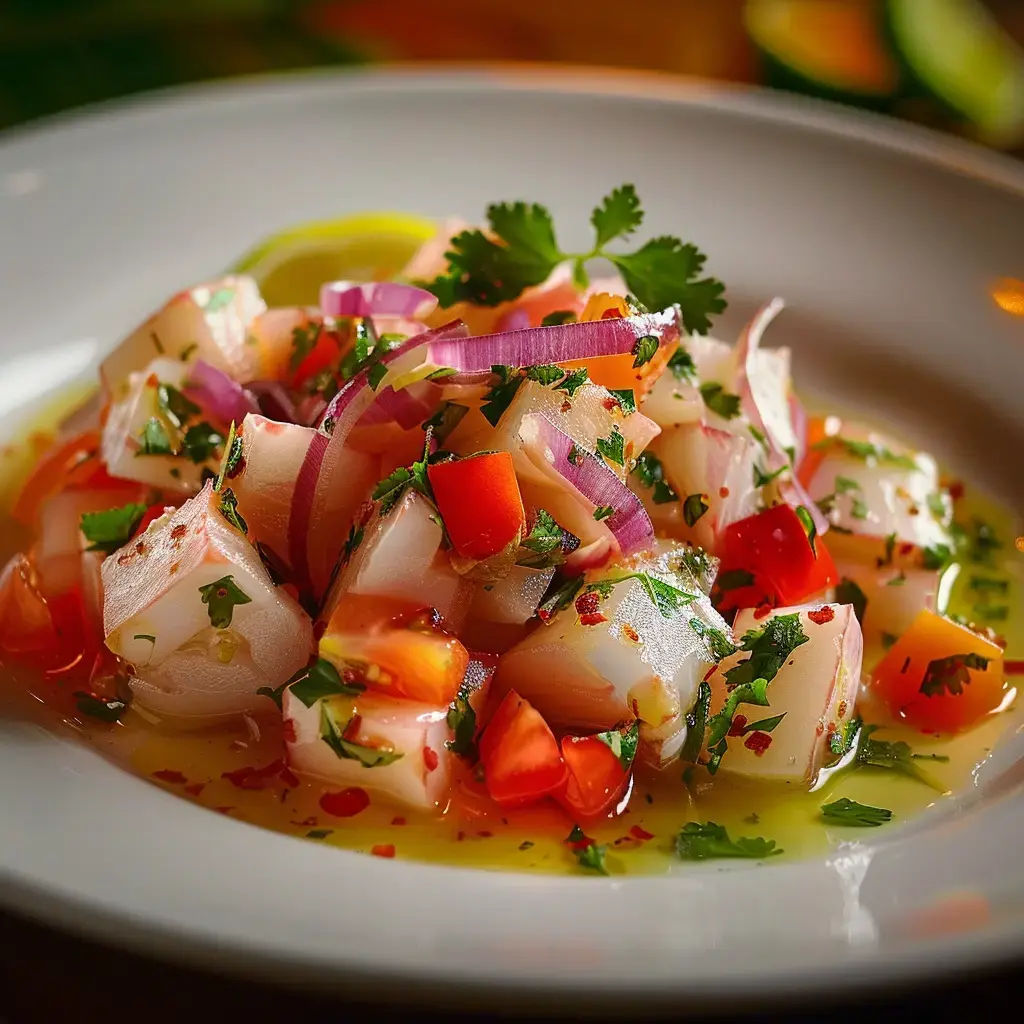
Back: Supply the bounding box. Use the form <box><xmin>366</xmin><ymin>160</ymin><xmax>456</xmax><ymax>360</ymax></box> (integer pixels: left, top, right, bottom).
<box><xmin>0</xmin><ymin>0</ymin><xmax>1023</xmax><ymax>155</ymax></box>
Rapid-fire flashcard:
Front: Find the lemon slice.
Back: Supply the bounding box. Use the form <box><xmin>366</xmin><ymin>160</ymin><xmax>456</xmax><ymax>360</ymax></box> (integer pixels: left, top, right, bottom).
<box><xmin>233</xmin><ymin>212</ymin><xmax>437</xmax><ymax>307</ymax></box>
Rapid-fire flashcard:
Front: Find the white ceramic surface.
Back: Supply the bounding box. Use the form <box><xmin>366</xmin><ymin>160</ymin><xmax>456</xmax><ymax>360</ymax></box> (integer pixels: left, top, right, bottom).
<box><xmin>0</xmin><ymin>67</ymin><xmax>1022</xmax><ymax>1012</ymax></box>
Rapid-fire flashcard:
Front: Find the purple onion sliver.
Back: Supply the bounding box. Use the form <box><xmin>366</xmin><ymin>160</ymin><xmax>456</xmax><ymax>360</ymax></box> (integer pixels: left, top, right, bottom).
<box><xmin>185</xmin><ymin>359</ymin><xmax>260</xmax><ymax>424</ymax></box>
<box><xmin>521</xmin><ymin>412</ymin><xmax>655</xmax><ymax>557</ymax></box>
<box><xmin>246</xmin><ymin>380</ymin><xmax>299</xmax><ymax>424</ymax></box>
<box><xmin>320</xmin><ymin>281</ymin><xmax>438</xmax><ymax>320</ymax></box>
<box><xmin>427</xmin><ymin>308</ymin><xmax>679</xmax><ymax>373</ymax></box>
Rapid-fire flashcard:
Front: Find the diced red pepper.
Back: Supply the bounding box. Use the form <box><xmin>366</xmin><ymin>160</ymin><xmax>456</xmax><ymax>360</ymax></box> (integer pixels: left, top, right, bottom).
<box><xmin>479</xmin><ymin>691</ymin><xmax>567</xmax><ymax>807</ymax></box>
<box><xmin>554</xmin><ymin>732</ymin><xmax>631</xmax><ymax>819</ymax></box>
<box><xmin>714</xmin><ymin>504</ymin><xmax>838</xmax><ymax>613</ymax></box>
<box><xmin>427</xmin><ymin>452</ymin><xmax>526</xmax><ymax>561</ymax></box>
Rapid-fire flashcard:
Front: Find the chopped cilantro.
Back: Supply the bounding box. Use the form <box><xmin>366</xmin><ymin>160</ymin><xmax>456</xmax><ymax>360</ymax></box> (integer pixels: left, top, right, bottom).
<box><xmin>878</xmin><ymin>532</ymin><xmax>898</xmax><ymax>568</ymax></box>
<box><xmin>137</xmin><ymin>417</ymin><xmax>174</xmax><ymax>456</ymax></box>
<box><xmin>367</xmin><ymin>361</ymin><xmax>388</xmax><ymax>391</ymax></box>
<box><xmin>593</xmin><ymin>504</ymin><xmax>615</xmax><ymax>521</ymax></box>
<box><xmin>480</xmin><ymin>365</ymin><xmax>523</xmax><ymax>426</ymax></box>
<box><xmin>688</xmin><ymin>617</ymin><xmax>738</xmax><ymax>661</ymax></box>
<box><xmin>795</xmin><ymin>505</ymin><xmax>817</xmax><ymax>556</ymax></box>
<box><xmin>855</xmin><ymin>725</ymin><xmax>947</xmax><ymax>791</ymax></box>
<box><xmin>564</xmin><ymin>824</ymin><xmax>609</xmax><ymax>875</ymax></box>
<box><xmin>608</xmin><ymin>388</ymin><xmax>637</xmax><ymax>415</ymax></box>
<box><xmin>517</xmin><ymin>509</ymin><xmax>566</xmax><ymax>569</ymax></box>
<box><xmin>525</xmin><ymin>364</ymin><xmax>565</xmax><ymax>386</ymax></box>
<box><xmin>973</xmin><ymin>603</ymin><xmax>1009</xmax><ymax>622</ymax></box>
<box><xmin>919</xmin><ymin>652</ymin><xmax>989</xmax><ymax>697</ymax></box>
<box><xmin>422</xmin><ymin>401</ymin><xmax>469</xmax><ymax>445</ymax></box>
<box><xmin>536</xmin><ymin>574</ymin><xmax>585</xmax><ymax>622</ymax></box>
<box><xmin>667</xmin><ymin>344</ymin><xmax>696</xmax><ymax>383</ymax></box>
<box><xmin>821</xmin><ymin>798</ymin><xmax>893</xmax><ymax>827</ymax></box>
<box><xmin>320</xmin><ymin>703</ymin><xmax>404</xmax><ymax>767</ymax></box>
<box><xmin>631</xmin><ymin>334</ymin><xmax>659</xmax><ymax>368</ymax></box>
<box><xmin>961</xmin><ymin>517</ymin><xmax>1001</xmax><ymax>565</ymax></box>
<box><xmin>198</xmin><ymin>575</ymin><xmax>251</xmax><ymax>628</ymax></box>
<box><xmin>753</xmin><ymin>462</ymin><xmax>787</xmax><ymax>488</ymax></box>
<box><xmin>218</xmin><ymin>488</ymin><xmax>247</xmax><ymax>534</ymax></box>
<box><xmin>214</xmin><ymin>421</ymin><xmax>241</xmax><ymax>492</ymax></box>
<box><xmin>679</xmin><ymin>680</ymin><xmax>712</xmax><ymax>763</ymax></box>
<box><xmin>699</xmin><ymin>382</ymin><xmax>741</xmax><ymax>420</ymax></box>
<box><xmin>420</xmin><ymin>184</ymin><xmax>725</xmax><ymax>334</ymax></box>
<box><xmin>446</xmin><ymin>679</ymin><xmax>478</xmax><ymax>758</ymax></box>
<box><xmin>828</xmin><ymin>716</ymin><xmax>862</xmax><ymax>758</ymax></box>
<box><xmin>541</xmin><ymin>310</ymin><xmax>577</xmax><ymax>327</ymax></box>
<box><xmin>969</xmin><ymin>576</ymin><xmax>1009</xmax><ymax>595</ymax></box>
<box><xmin>676</xmin><ymin>821</ymin><xmax>782</xmax><ymax>860</ymax></box>
<box><xmin>835</xmin><ymin>577</ymin><xmax>867</xmax><ymax>625</ymax></box>
<box><xmin>157</xmin><ymin>383</ymin><xmax>200</xmax><ymax>430</ymax></box>
<box><xmin>290</xmin><ymin>658</ymin><xmax>365</xmax><ymax>708</ymax></box>
<box><xmin>815</xmin><ymin>436</ymin><xmax>918</xmax><ymax>470</ymax></box>
<box><xmin>742</xmin><ymin>713</ymin><xmax>787</xmax><ymax>733</ymax></box>
<box><xmin>880</xmin><ymin>631</ymin><xmax>899</xmax><ymax>650</ymax></box>
<box><xmin>80</xmin><ymin>502</ymin><xmax>147</xmax><ymax>554</ymax></box>
<box><xmin>306</xmin><ymin>829</ymin><xmax>332</xmax><ymax>840</ymax></box>
<box><xmin>373</xmin><ymin>466</ymin><xmax>414</xmax><ymax>512</ymax></box>
<box><xmin>927</xmin><ymin>490</ymin><xmax>950</xmax><ymax>521</ymax></box>
<box><xmin>74</xmin><ymin>692</ymin><xmax>128</xmax><ymax>723</ymax></box>
<box><xmin>289</xmin><ymin>321</ymin><xmax>323</xmax><ymax>373</ymax></box>
<box><xmin>518</xmin><ymin>839</ymin><xmax>535</xmax><ymax>851</ymax></box>
<box><xmin>922</xmin><ymin>542</ymin><xmax>955</xmax><ymax>571</ymax></box>
<box><xmin>596</xmin><ymin>426</ymin><xmax>625</xmax><ymax>466</ymax></box>
<box><xmin>590</xmin><ymin>571</ymin><xmax>696</xmax><ymax>618</ymax></box>
<box><xmin>835</xmin><ymin>476</ymin><xmax>861</xmax><ymax>495</ymax></box>
<box><xmin>850</xmin><ymin>497</ymin><xmax>869</xmax><ymax>520</ymax></box>
<box><xmin>632</xmin><ymin>451</ymin><xmax>678</xmax><ymax>504</ymax></box>
<box><xmin>592</xmin><ymin>721</ymin><xmax>640</xmax><ymax>771</ymax></box>
<box><xmin>182</xmin><ymin>422</ymin><xmax>224</xmax><ymax>464</ymax></box>
<box><xmin>557</xmin><ymin>367</ymin><xmax>590</xmax><ymax>397</ymax></box>
<box><xmin>682</xmin><ymin>493</ymin><xmax>709</xmax><ymax>527</ymax></box>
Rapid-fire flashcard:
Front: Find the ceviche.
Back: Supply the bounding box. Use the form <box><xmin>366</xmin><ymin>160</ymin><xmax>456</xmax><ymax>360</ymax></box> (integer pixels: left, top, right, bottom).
<box><xmin>2</xmin><ymin>185</ymin><xmax>1019</xmax><ymax>875</ymax></box>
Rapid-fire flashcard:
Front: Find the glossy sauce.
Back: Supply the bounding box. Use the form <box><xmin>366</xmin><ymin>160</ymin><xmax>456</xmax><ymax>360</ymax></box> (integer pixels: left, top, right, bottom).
<box><xmin>1</xmin><ymin>392</ymin><xmax>1020</xmax><ymax>875</ymax></box>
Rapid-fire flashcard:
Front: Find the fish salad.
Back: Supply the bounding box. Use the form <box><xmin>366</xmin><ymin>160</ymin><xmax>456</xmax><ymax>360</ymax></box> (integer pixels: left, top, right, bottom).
<box><xmin>3</xmin><ymin>184</ymin><xmax>1015</xmax><ymax>872</ymax></box>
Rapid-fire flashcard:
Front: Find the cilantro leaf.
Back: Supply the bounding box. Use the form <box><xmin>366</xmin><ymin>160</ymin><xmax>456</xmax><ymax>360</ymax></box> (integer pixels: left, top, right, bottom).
<box><xmin>541</xmin><ymin>310</ymin><xmax>577</xmax><ymax>327</ymax></box>
<box><xmin>688</xmin><ymin>617</ymin><xmax>738</xmax><ymax>661</ymax></box>
<box><xmin>592</xmin><ymin>721</ymin><xmax>640</xmax><ymax>772</ymax></box>
<box><xmin>679</xmin><ymin>680</ymin><xmax>712</xmax><ymax>763</ymax></box>
<box><xmin>724</xmin><ymin>614</ymin><xmax>809</xmax><ymax>690</ymax></box>
<box><xmin>922</xmin><ymin>542</ymin><xmax>955</xmax><ymax>571</ymax></box>
<box><xmin>204</xmin><ymin>286</ymin><xmax>236</xmax><ymax>313</ymax></box>
<box><xmin>593</xmin><ymin>504</ymin><xmax>615</xmax><ymax>521</ymax></box>
<box><xmin>525</xmin><ymin>364</ymin><xmax>566</xmax><ymax>386</ymax></box>
<box><xmin>480</xmin><ymin>365</ymin><xmax>524</xmax><ymax>426</ymax></box>
<box><xmin>821</xmin><ymin>798</ymin><xmax>893</xmax><ymax>827</ymax></box>
<box><xmin>683</xmin><ymin>493</ymin><xmax>709</xmax><ymax>527</ymax></box>
<box><xmin>596</xmin><ymin>426</ymin><xmax>625</xmax><ymax>466</ymax></box>
<box><xmin>595</xmin><ymin>571</ymin><xmax>696</xmax><ymax>618</ymax></box>
<box><xmin>157</xmin><ymin>383</ymin><xmax>200</xmax><ymax>429</ymax></box>
<box><xmin>668</xmin><ymin>344</ymin><xmax>696</xmax><ymax>383</ymax></box>
<box><xmin>834</xmin><ymin>578</ymin><xmax>868</xmax><ymax>626</ymax></box>
<box><xmin>631</xmin><ymin>334</ymin><xmax>659</xmax><ymax>369</ymax></box>
<box><xmin>290</xmin><ymin>658</ymin><xmax>364</xmax><ymax>708</ymax></box>
<box><xmin>699</xmin><ymin>382</ymin><xmax>741</xmax><ymax>420</ymax></box>
<box><xmin>137</xmin><ymin>417</ymin><xmax>174</xmax><ymax>456</ymax></box>
<box><xmin>564</xmin><ymin>825</ymin><xmax>609</xmax><ymax>875</ymax></box>
<box><xmin>198</xmin><ymin>575</ymin><xmax>251</xmax><ymax>629</ymax></box>
<box><xmin>828</xmin><ymin>716</ymin><xmax>862</xmax><ymax>758</ymax></box>
<box><xmin>814</xmin><ymin>436</ymin><xmax>918</xmax><ymax>471</ymax></box>
<box><xmin>556</xmin><ymin>367</ymin><xmax>590</xmax><ymax>397</ymax></box>
<box><xmin>218</xmin><ymin>488</ymin><xmax>247</xmax><ymax>534</ymax></box>
<box><xmin>446</xmin><ymin>678</ymin><xmax>479</xmax><ymax>758</ymax></box>
<box><xmin>422</xmin><ymin>401</ymin><xmax>469</xmax><ymax>445</ymax></box>
<box><xmin>794</xmin><ymin>504</ymin><xmax>818</xmax><ymax>556</ymax></box>
<box><xmin>632</xmin><ymin>451</ymin><xmax>679</xmax><ymax>504</ymax></box>
<box><xmin>182</xmin><ymin>422</ymin><xmax>224</xmax><ymax>464</ymax></box>
<box><xmin>80</xmin><ymin>502</ymin><xmax>147</xmax><ymax>554</ymax></box>
<box><xmin>608</xmin><ymin>388</ymin><xmax>637</xmax><ymax>415</ymax></box>
<box><xmin>320</xmin><ymin>703</ymin><xmax>404</xmax><ymax>767</ymax></box>
<box><xmin>855</xmin><ymin>725</ymin><xmax>947</xmax><ymax>791</ymax></box>
<box><xmin>715</xmin><ymin>568</ymin><xmax>756</xmax><ymax>593</ymax></box>
<box><xmin>517</xmin><ymin>509</ymin><xmax>566</xmax><ymax>569</ymax></box>
<box><xmin>591</xmin><ymin>183</ymin><xmax>643</xmax><ymax>248</ymax></box>
<box><xmin>610</xmin><ymin>237</ymin><xmax>726</xmax><ymax>334</ymax></box>
<box><xmin>536</xmin><ymin>574</ymin><xmax>585</xmax><ymax>623</ymax></box>
<box><xmin>919</xmin><ymin>652</ymin><xmax>989</xmax><ymax>697</ymax></box>
<box><xmin>367</xmin><ymin>361</ymin><xmax>388</xmax><ymax>391</ymax></box>
<box><xmin>675</xmin><ymin>821</ymin><xmax>782</xmax><ymax>860</ymax></box>
<box><xmin>753</xmin><ymin>462</ymin><xmax>787</xmax><ymax>488</ymax></box>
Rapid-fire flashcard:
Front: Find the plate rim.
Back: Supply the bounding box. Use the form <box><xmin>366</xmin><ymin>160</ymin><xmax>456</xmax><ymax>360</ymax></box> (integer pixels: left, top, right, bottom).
<box><xmin>1</xmin><ymin>64</ymin><xmax>1022</xmax><ymax>1008</ymax></box>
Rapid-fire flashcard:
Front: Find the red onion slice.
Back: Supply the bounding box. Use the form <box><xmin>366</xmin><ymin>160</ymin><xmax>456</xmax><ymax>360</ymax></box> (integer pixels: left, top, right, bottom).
<box><xmin>518</xmin><ymin>412</ymin><xmax>655</xmax><ymax>558</ymax></box>
<box><xmin>185</xmin><ymin>360</ymin><xmax>259</xmax><ymax>424</ymax></box>
<box><xmin>320</xmin><ymin>281</ymin><xmax>438</xmax><ymax>319</ymax></box>
<box><xmin>362</xmin><ymin>381</ymin><xmax>439</xmax><ymax>431</ymax></box>
<box><xmin>246</xmin><ymin>380</ymin><xmax>299</xmax><ymax>424</ymax></box>
<box><xmin>734</xmin><ymin>300</ymin><xmax>829</xmax><ymax>537</ymax></box>
<box><xmin>426</xmin><ymin>307</ymin><xmax>679</xmax><ymax>372</ymax></box>
<box><xmin>288</xmin><ymin>431</ymin><xmax>330</xmax><ymax>591</ymax></box>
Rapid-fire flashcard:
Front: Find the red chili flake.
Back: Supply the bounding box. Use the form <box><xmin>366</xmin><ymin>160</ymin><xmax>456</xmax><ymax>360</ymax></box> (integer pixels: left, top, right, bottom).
<box><xmin>477</xmin><ymin>830</ymin><xmax>493</xmax><ymax>838</ymax></box>
<box><xmin>391</xmin><ymin>816</ymin><xmax>406</xmax><ymax>826</ymax></box>
<box><xmin>728</xmin><ymin>714</ymin><xmax>749</xmax><ymax>737</ymax></box>
<box><xmin>565</xmin><ymin>833</ymin><xmax>595</xmax><ymax>853</ymax></box>
<box><xmin>808</xmin><ymin>606</ymin><xmax>835</xmax><ymax>625</ymax></box>
<box><xmin>948</xmin><ymin>480</ymin><xmax>965</xmax><ymax>501</ymax></box>
<box><xmin>145</xmin><ymin>373</ymin><xmax>159</xmax><ymax>388</ymax></box>
<box><xmin>423</xmin><ymin>747</ymin><xmax>439</xmax><ymax>772</ymax></box>
<box><xmin>319</xmin><ymin>787</ymin><xmax>370</xmax><ymax>818</ymax></box>
<box><xmin>702</xmin><ymin>663</ymin><xmax>718</xmax><ymax>682</ymax></box>
<box><xmin>602</xmin><ymin>397</ymin><xmax>618</xmax><ymax>411</ymax></box>
<box><xmin>580</xmin><ymin>612</ymin><xmax>608</xmax><ymax>626</ymax></box>
<box><xmin>815</xmin><ymin>721</ymin><xmax>825</xmax><ymax>735</ymax></box>
<box><xmin>281</xmin><ymin>718</ymin><xmax>297</xmax><ymax>744</ymax></box>
<box><xmin>371</xmin><ymin>844</ymin><xmax>396</xmax><ymax>858</ymax></box>
<box><xmin>629</xmin><ymin>825</ymin><xmax>655</xmax><ymax>841</ymax></box>
<box><xmin>222</xmin><ymin>759</ymin><xmax>294</xmax><ymax>791</ymax></box>
<box><xmin>575</xmin><ymin>591</ymin><xmax>601</xmax><ymax>616</ymax></box>
<box><xmin>899</xmin><ymin>542</ymin><xmax>915</xmax><ymax>556</ymax></box>
<box><xmin>152</xmin><ymin>769</ymin><xmax>187</xmax><ymax>784</ymax></box>
<box><xmin>622</xmin><ymin>623</ymin><xmax>641</xmax><ymax>644</ymax></box>
<box><xmin>169</xmin><ymin>561</ymin><xmax>180</xmax><ymax>575</ymax></box>
<box><xmin>719</xmin><ymin>486</ymin><xmax>730</xmax><ymax>498</ymax></box>
<box><xmin>171</xmin><ymin>524</ymin><xmax>187</xmax><ymax>540</ymax></box>
<box><xmin>1003</xmin><ymin>660</ymin><xmax>1024</xmax><ymax>675</ymax></box>
<box><xmin>744</xmin><ymin>731</ymin><xmax>773</xmax><ymax>757</ymax></box>
<box><xmin>183</xmin><ymin>782</ymin><xmax>206</xmax><ymax>797</ymax></box>
<box><xmin>560</xmin><ymin>399</ymin><xmax>572</xmax><ymax>414</ymax></box>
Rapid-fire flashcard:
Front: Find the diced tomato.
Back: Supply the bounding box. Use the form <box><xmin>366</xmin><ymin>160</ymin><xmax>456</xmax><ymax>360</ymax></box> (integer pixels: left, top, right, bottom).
<box><xmin>714</xmin><ymin>504</ymin><xmax>838</xmax><ymax>613</ymax></box>
<box><xmin>13</xmin><ymin>430</ymin><xmax>100</xmax><ymax>527</ymax></box>
<box><xmin>319</xmin><ymin>628</ymin><xmax>469</xmax><ymax>705</ymax></box>
<box><xmin>555</xmin><ymin>732</ymin><xmax>631</xmax><ymax>819</ymax></box>
<box><xmin>288</xmin><ymin>321</ymin><xmax>343</xmax><ymax>388</ymax></box>
<box><xmin>872</xmin><ymin>610</ymin><xmax>1006</xmax><ymax>733</ymax></box>
<box><xmin>479</xmin><ymin>691</ymin><xmax>567</xmax><ymax>807</ymax></box>
<box><xmin>427</xmin><ymin>452</ymin><xmax>526</xmax><ymax>561</ymax></box>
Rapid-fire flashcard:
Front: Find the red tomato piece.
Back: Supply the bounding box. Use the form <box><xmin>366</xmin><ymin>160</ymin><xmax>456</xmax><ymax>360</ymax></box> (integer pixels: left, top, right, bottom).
<box><xmin>289</xmin><ymin>322</ymin><xmax>343</xmax><ymax>388</ymax></box>
<box><xmin>555</xmin><ymin>734</ymin><xmax>631</xmax><ymax>819</ymax></box>
<box><xmin>427</xmin><ymin>452</ymin><xmax>526</xmax><ymax>561</ymax></box>
<box><xmin>715</xmin><ymin>504</ymin><xmax>838</xmax><ymax>613</ymax></box>
<box><xmin>479</xmin><ymin>691</ymin><xmax>567</xmax><ymax>807</ymax></box>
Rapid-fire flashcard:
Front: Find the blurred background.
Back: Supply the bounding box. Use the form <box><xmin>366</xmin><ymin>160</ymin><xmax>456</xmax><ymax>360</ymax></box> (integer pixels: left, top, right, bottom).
<box><xmin>2</xmin><ymin>0</ymin><xmax>1024</xmax><ymax>155</ymax></box>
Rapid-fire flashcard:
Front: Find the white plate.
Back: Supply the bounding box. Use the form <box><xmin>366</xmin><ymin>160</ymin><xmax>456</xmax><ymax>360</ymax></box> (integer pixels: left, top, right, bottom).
<box><xmin>1</xmin><ymin>67</ymin><xmax>1022</xmax><ymax>1012</ymax></box>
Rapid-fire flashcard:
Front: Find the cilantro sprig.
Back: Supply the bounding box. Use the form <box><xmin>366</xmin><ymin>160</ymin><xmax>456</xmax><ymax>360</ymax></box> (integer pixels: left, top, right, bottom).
<box><xmin>80</xmin><ymin>502</ymin><xmax>148</xmax><ymax>554</ymax></box>
<box><xmin>821</xmin><ymin>798</ymin><xmax>893</xmax><ymax>827</ymax></box>
<box><xmin>420</xmin><ymin>184</ymin><xmax>726</xmax><ymax>334</ymax></box>
<box><xmin>676</xmin><ymin>821</ymin><xmax>783</xmax><ymax>860</ymax></box>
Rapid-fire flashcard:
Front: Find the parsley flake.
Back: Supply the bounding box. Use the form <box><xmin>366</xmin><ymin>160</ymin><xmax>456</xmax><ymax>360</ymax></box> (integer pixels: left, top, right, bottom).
<box><xmin>198</xmin><ymin>575</ymin><xmax>251</xmax><ymax>628</ymax></box>
<box><xmin>593</xmin><ymin>504</ymin><xmax>615</xmax><ymax>521</ymax></box>
<box><xmin>80</xmin><ymin>502</ymin><xmax>147</xmax><ymax>554</ymax></box>
<box><xmin>596</xmin><ymin>426</ymin><xmax>625</xmax><ymax>467</ymax></box>
<box><xmin>683</xmin><ymin>493</ymin><xmax>709</xmax><ymax>527</ymax></box>
<box><xmin>536</xmin><ymin>574</ymin><xmax>584</xmax><ymax>622</ymax></box>
<box><xmin>289</xmin><ymin>659</ymin><xmax>364</xmax><ymax>708</ymax></box>
<box><xmin>919</xmin><ymin>652</ymin><xmax>989</xmax><ymax>697</ymax></box>
<box><xmin>667</xmin><ymin>345</ymin><xmax>696</xmax><ymax>383</ymax></box>
<box><xmin>608</xmin><ymin>388</ymin><xmax>637</xmax><ymax>415</ymax></box>
<box><xmin>632</xmin><ymin>451</ymin><xmax>678</xmax><ymax>504</ymax></box>
<box><xmin>446</xmin><ymin>679</ymin><xmax>479</xmax><ymax>758</ymax></box>
<box><xmin>541</xmin><ymin>310</ymin><xmax>577</xmax><ymax>327</ymax></box>
<box><xmin>218</xmin><ymin>488</ymin><xmax>247</xmax><ymax>534</ymax></box>
<box><xmin>137</xmin><ymin>417</ymin><xmax>174</xmax><ymax>456</ymax></box>
<box><xmin>480</xmin><ymin>365</ymin><xmax>524</xmax><ymax>426</ymax></box>
<box><xmin>631</xmin><ymin>334</ymin><xmax>659</xmax><ymax>368</ymax></box>
<box><xmin>676</xmin><ymin>821</ymin><xmax>782</xmax><ymax>860</ymax></box>
<box><xmin>564</xmin><ymin>824</ymin><xmax>609</xmax><ymax>875</ymax></box>
<box><xmin>699</xmin><ymin>382</ymin><xmax>741</xmax><ymax>420</ymax></box>
<box><xmin>320</xmin><ymin>703</ymin><xmax>403</xmax><ymax>767</ymax></box>
<box><xmin>855</xmin><ymin>725</ymin><xmax>947</xmax><ymax>791</ymax></box>
<box><xmin>821</xmin><ymin>798</ymin><xmax>893</xmax><ymax>827</ymax></box>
